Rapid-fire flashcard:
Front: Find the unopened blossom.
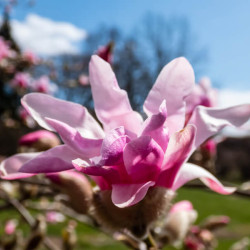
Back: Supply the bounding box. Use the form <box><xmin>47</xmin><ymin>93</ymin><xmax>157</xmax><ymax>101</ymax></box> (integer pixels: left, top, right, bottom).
<box><xmin>157</xmin><ymin>200</ymin><xmax>197</xmax><ymax>247</ymax></box>
<box><xmin>1</xmin><ymin>56</ymin><xmax>250</xmax><ymax>211</ymax></box>
<box><xmin>18</xmin><ymin>130</ymin><xmax>60</xmax><ymax>152</ymax></box>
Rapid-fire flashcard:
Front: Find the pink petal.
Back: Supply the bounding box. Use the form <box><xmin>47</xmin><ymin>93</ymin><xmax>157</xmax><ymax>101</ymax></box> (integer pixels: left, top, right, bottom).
<box><xmin>156</xmin><ymin>125</ymin><xmax>196</xmax><ymax>188</ymax></box>
<box><xmin>140</xmin><ymin>100</ymin><xmax>169</xmax><ymax>152</ymax></box>
<box><xmin>89</xmin><ymin>55</ymin><xmax>143</xmax><ymax>134</ymax></box>
<box><xmin>111</xmin><ymin>181</ymin><xmax>155</xmax><ymax>208</ymax></box>
<box><xmin>72</xmin><ymin>158</ymin><xmax>120</xmax><ymax>184</ymax></box>
<box><xmin>172</xmin><ymin>163</ymin><xmax>236</xmax><ymax>194</ymax></box>
<box><xmin>188</xmin><ymin>104</ymin><xmax>250</xmax><ymax>149</ymax></box>
<box><xmin>0</xmin><ymin>153</ymin><xmax>40</xmax><ymax>180</ymax></box>
<box><xmin>20</xmin><ymin>145</ymin><xmax>83</xmax><ymax>173</ymax></box>
<box><xmin>46</xmin><ymin>118</ymin><xmax>102</xmax><ymax>157</ymax></box>
<box><xmin>144</xmin><ymin>57</ymin><xmax>195</xmax><ymax>135</ymax></box>
<box><xmin>22</xmin><ymin>93</ymin><xmax>104</xmax><ymax>139</ymax></box>
<box><xmin>100</xmin><ymin>126</ymin><xmax>129</xmax><ymax>165</ymax></box>
<box><xmin>123</xmin><ymin>136</ymin><xmax>164</xmax><ymax>183</ymax></box>
<box><xmin>170</xmin><ymin>200</ymin><xmax>194</xmax><ymax>214</ymax></box>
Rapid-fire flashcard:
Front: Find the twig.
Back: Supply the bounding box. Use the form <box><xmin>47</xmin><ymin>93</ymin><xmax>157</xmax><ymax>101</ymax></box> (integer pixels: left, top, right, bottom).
<box><xmin>2</xmin><ymin>192</ymin><xmax>60</xmax><ymax>250</ymax></box>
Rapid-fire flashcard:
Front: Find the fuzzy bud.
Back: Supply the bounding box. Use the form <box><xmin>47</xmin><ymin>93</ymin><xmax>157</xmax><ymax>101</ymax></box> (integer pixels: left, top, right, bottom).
<box><xmin>92</xmin><ymin>187</ymin><xmax>174</xmax><ymax>239</ymax></box>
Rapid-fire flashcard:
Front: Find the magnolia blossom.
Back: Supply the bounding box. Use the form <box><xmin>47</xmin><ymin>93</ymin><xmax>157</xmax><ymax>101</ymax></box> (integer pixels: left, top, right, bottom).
<box><xmin>185</xmin><ymin>77</ymin><xmax>217</xmax><ymax>123</ymax></box>
<box><xmin>1</xmin><ymin>56</ymin><xmax>250</xmax><ymax>209</ymax></box>
<box><xmin>23</xmin><ymin>50</ymin><xmax>39</xmax><ymax>64</ymax></box>
<box><xmin>31</xmin><ymin>75</ymin><xmax>55</xmax><ymax>94</ymax></box>
<box><xmin>11</xmin><ymin>72</ymin><xmax>30</xmax><ymax>89</ymax></box>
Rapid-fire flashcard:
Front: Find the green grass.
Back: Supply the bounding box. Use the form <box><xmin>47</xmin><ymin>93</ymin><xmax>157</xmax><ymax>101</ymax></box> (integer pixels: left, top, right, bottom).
<box><xmin>1</xmin><ymin>188</ymin><xmax>250</xmax><ymax>249</ymax></box>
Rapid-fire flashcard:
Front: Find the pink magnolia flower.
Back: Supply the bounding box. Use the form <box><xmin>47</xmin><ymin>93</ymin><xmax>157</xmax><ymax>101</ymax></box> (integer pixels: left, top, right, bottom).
<box><xmin>1</xmin><ymin>56</ymin><xmax>250</xmax><ymax>209</ymax></box>
<box><xmin>185</xmin><ymin>77</ymin><xmax>217</xmax><ymax>123</ymax></box>
<box><xmin>31</xmin><ymin>76</ymin><xmax>55</xmax><ymax>94</ymax></box>
<box><xmin>23</xmin><ymin>50</ymin><xmax>39</xmax><ymax>64</ymax></box>
<box><xmin>11</xmin><ymin>72</ymin><xmax>30</xmax><ymax>89</ymax></box>
<box><xmin>0</xmin><ymin>37</ymin><xmax>11</xmax><ymax>61</ymax></box>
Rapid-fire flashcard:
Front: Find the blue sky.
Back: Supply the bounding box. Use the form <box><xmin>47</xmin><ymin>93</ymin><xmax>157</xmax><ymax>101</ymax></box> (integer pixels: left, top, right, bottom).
<box><xmin>8</xmin><ymin>0</ymin><xmax>250</xmax><ymax>91</ymax></box>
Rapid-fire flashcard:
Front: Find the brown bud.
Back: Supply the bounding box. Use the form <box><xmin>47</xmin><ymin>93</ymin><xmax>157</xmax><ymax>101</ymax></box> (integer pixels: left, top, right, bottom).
<box><xmin>159</xmin><ymin>208</ymin><xmax>197</xmax><ymax>247</ymax></box>
<box><xmin>91</xmin><ymin>187</ymin><xmax>174</xmax><ymax>239</ymax></box>
<box><xmin>49</xmin><ymin>171</ymin><xmax>93</xmax><ymax>214</ymax></box>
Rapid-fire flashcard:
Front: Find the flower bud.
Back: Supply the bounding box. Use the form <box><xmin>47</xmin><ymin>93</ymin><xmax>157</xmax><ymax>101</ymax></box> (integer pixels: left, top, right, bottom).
<box><xmin>92</xmin><ymin>187</ymin><xmax>174</xmax><ymax>239</ymax></box>
<box><xmin>47</xmin><ymin>171</ymin><xmax>93</xmax><ymax>214</ymax></box>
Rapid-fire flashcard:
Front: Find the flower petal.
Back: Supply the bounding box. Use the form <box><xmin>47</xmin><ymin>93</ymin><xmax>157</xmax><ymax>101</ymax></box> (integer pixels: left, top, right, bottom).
<box><xmin>140</xmin><ymin>100</ymin><xmax>169</xmax><ymax>152</ymax></box>
<box><xmin>123</xmin><ymin>136</ymin><xmax>164</xmax><ymax>182</ymax></box>
<box><xmin>172</xmin><ymin>163</ymin><xmax>236</xmax><ymax>194</ymax></box>
<box><xmin>45</xmin><ymin>118</ymin><xmax>102</xmax><ymax>157</ymax></box>
<box><xmin>156</xmin><ymin>125</ymin><xmax>196</xmax><ymax>188</ymax></box>
<box><xmin>89</xmin><ymin>55</ymin><xmax>143</xmax><ymax>133</ymax></box>
<box><xmin>22</xmin><ymin>93</ymin><xmax>104</xmax><ymax>139</ymax></box>
<box><xmin>111</xmin><ymin>181</ymin><xmax>155</xmax><ymax>208</ymax></box>
<box><xmin>72</xmin><ymin>158</ymin><xmax>120</xmax><ymax>184</ymax></box>
<box><xmin>100</xmin><ymin>127</ymin><xmax>129</xmax><ymax>166</ymax></box>
<box><xmin>0</xmin><ymin>153</ymin><xmax>40</xmax><ymax>180</ymax></box>
<box><xmin>188</xmin><ymin>104</ymin><xmax>250</xmax><ymax>149</ymax></box>
<box><xmin>144</xmin><ymin>57</ymin><xmax>195</xmax><ymax>135</ymax></box>
<box><xmin>20</xmin><ymin>145</ymin><xmax>82</xmax><ymax>173</ymax></box>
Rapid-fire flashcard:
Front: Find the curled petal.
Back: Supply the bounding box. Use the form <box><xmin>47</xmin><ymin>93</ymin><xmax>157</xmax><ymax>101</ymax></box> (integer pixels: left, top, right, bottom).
<box><xmin>123</xmin><ymin>136</ymin><xmax>164</xmax><ymax>182</ymax></box>
<box><xmin>89</xmin><ymin>55</ymin><xmax>143</xmax><ymax>133</ymax></box>
<box><xmin>144</xmin><ymin>57</ymin><xmax>195</xmax><ymax>135</ymax></box>
<box><xmin>188</xmin><ymin>104</ymin><xmax>250</xmax><ymax>149</ymax></box>
<box><xmin>100</xmin><ymin>127</ymin><xmax>129</xmax><ymax>165</ymax></box>
<box><xmin>156</xmin><ymin>125</ymin><xmax>196</xmax><ymax>188</ymax></box>
<box><xmin>20</xmin><ymin>145</ymin><xmax>82</xmax><ymax>173</ymax></box>
<box><xmin>140</xmin><ymin>100</ymin><xmax>169</xmax><ymax>152</ymax></box>
<box><xmin>22</xmin><ymin>93</ymin><xmax>104</xmax><ymax>139</ymax></box>
<box><xmin>72</xmin><ymin>158</ymin><xmax>120</xmax><ymax>184</ymax></box>
<box><xmin>46</xmin><ymin>118</ymin><xmax>102</xmax><ymax>157</ymax></box>
<box><xmin>172</xmin><ymin>163</ymin><xmax>236</xmax><ymax>194</ymax></box>
<box><xmin>111</xmin><ymin>181</ymin><xmax>155</xmax><ymax>208</ymax></box>
<box><xmin>0</xmin><ymin>153</ymin><xmax>40</xmax><ymax>180</ymax></box>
